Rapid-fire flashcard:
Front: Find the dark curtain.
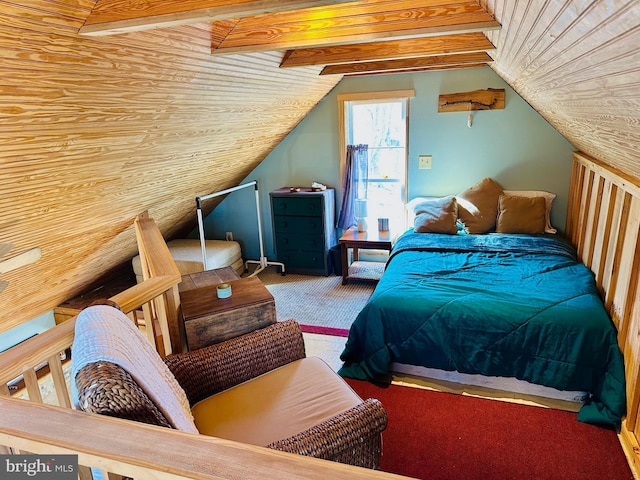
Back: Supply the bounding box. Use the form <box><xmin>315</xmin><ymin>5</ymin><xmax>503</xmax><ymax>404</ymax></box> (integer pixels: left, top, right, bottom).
<box><xmin>337</xmin><ymin>144</ymin><xmax>368</xmax><ymax>229</ymax></box>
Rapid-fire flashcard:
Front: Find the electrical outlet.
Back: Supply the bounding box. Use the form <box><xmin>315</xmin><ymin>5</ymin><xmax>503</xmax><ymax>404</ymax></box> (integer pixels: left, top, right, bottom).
<box><xmin>419</xmin><ymin>155</ymin><xmax>432</xmax><ymax>169</ymax></box>
<box><xmin>225</xmin><ymin>232</ymin><xmax>233</xmax><ymax>241</ymax></box>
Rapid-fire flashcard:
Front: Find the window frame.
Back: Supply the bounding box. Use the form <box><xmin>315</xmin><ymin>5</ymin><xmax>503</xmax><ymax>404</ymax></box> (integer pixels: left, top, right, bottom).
<box><xmin>337</xmin><ymin>90</ymin><xmax>415</xmax><ymax>225</ymax></box>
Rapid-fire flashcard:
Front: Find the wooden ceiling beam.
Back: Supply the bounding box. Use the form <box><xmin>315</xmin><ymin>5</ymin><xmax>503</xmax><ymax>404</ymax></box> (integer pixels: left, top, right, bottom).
<box><xmin>211</xmin><ymin>19</ymin><xmax>239</xmax><ymax>49</ymax></box>
<box><xmin>280</xmin><ymin>32</ymin><xmax>495</xmax><ymax>68</ymax></box>
<box><xmin>78</xmin><ymin>0</ymin><xmax>356</xmax><ymax>36</ymax></box>
<box><xmin>320</xmin><ymin>52</ymin><xmax>493</xmax><ymax>75</ymax></box>
<box><xmin>340</xmin><ymin>63</ymin><xmax>489</xmax><ymax>77</ymax></box>
<box><xmin>212</xmin><ymin>1</ymin><xmax>500</xmax><ymax>54</ymax></box>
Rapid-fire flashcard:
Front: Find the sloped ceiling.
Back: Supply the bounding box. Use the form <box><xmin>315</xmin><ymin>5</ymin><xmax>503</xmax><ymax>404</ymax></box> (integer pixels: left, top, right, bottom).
<box><xmin>73</xmin><ymin>0</ymin><xmax>640</xmax><ymax>174</ymax></box>
<box><xmin>1</xmin><ymin>0</ymin><xmax>638</xmax><ymax>330</ymax></box>
<box><xmin>484</xmin><ymin>0</ymin><xmax>640</xmax><ymax>178</ymax></box>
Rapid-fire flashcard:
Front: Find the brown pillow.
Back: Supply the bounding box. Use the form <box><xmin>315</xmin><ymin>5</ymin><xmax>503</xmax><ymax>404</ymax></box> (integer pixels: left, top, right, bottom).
<box><xmin>503</xmin><ymin>190</ymin><xmax>557</xmax><ymax>233</ymax></box>
<box><xmin>413</xmin><ymin>196</ymin><xmax>458</xmax><ymax>234</ymax></box>
<box><xmin>496</xmin><ymin>194</ymin><xmax>546</xmax><ymax>234</ymax></box>
<box><xmin>456</xmin><ymin>178</ymin><xmax>504</xmax><ymax>234</ymax></box>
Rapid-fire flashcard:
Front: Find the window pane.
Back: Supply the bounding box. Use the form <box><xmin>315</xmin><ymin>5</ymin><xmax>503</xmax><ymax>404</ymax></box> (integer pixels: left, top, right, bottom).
<box><xmin>366</xmin><ymin>181</ymin><xmax>404</xmax><ymax>219</ymax></box>
<box><xmin>368</xmin><ymin>147</ymin><xmax>404</xmax><ymax>180</ymax></box>
<box><xmin>351</xmin><ymin>101</ymin><xmax>405</xmax><ymax>147</ymax></box>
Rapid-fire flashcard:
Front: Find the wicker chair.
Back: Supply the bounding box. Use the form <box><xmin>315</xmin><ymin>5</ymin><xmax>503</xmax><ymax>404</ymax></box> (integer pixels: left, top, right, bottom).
<box><xmin>74</xmin><ymin>314</ymin><xmax>387</xmax><ymax>469</ymax></box>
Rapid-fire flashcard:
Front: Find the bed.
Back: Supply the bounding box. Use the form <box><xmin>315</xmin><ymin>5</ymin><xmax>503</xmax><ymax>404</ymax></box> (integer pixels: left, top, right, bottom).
<box><xmin>339</xmin><ymin>179</ymin><xmax>626</xmax><ymax>427</ymax></box>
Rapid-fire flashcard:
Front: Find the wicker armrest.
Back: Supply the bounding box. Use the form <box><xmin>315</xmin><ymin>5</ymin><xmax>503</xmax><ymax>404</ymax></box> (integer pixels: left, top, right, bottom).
<box><xmin>267</xmin><ymin>398</ymin><xmax>388</xmax><ymax>469</ymax></box>
<box><xmin>76</xmin><ymin>361</ymin><xmax>173</xmax><ymax>428</ymax></box>
<box><xmin>164</xmin><ymin>319</ymin><xmax>306</xmax><ymax>405</ymax></box>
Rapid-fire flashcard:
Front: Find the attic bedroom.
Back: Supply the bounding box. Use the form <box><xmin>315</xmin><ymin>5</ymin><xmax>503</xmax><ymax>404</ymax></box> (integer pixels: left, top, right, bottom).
<box><xmin>1</xmin><ymin>0</ymin><xmax>639</xmax><ymax>479</ymax></box>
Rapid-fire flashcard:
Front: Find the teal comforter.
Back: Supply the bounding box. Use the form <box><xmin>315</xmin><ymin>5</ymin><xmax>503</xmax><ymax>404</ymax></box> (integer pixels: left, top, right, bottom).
<box><xmin>339</xmin><ymin>232</ymin><xmax>626</xmax><ymax>426</ymax></box>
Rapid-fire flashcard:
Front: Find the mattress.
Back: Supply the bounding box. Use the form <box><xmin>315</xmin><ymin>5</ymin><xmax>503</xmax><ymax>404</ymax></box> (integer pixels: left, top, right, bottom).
<box><xmin>132</xmin><ymin>239</ymin><xmax>243</xmax><ymax>281</ymax></box>
<box><xmin>391</xmin><ymin>363</ymin><xmax>588</xmax><ymax>405</ymax></box>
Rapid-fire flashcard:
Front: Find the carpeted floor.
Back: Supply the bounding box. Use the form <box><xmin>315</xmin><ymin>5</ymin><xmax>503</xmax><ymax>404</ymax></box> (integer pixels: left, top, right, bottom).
<box><xmin>347</xmin><ymin>378</ymin><xmax>634</xmax><ymax>480</ymax></box>
<box><xmin>251</xmin><ymin>270</ymin><xmax>634</xmax><ymax>478</ymax></box>
<box><xmin>257</xmin><ymin>268</ymin><xmax>375</xmax><ymax>330</ymax></box>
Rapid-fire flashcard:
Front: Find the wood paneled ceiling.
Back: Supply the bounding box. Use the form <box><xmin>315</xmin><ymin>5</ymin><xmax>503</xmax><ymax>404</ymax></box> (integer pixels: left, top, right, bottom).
<box><xmin>77</xmin><ymin>0</ymin><xmax>639</xmax><ymax>172</ymax></box>
<box><xmin>79</xmin><ymin>0</ymin><xmax>502</xmax><ymax>75</ymax></box>
<box><xmin>3</xmin><ymin>0</ymin><xmax>637</xmax><ymax>328</ymax></box>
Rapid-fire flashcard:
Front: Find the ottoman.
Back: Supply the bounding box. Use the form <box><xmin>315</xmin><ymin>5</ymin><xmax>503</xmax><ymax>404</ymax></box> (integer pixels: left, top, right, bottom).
<box><xmin>132</xmin><ymin>239</ymin><xmax>243</xmax><ymax>282</ymax></box>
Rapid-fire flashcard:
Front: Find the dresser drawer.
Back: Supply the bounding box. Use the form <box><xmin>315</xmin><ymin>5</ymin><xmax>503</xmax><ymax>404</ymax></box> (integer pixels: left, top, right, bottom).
<box><xmin>273</xmin><ymin>216</ymin><xmax>323</xmax><ymax>234</ymax></box>
<box><xmin>277</xmin><ymin>251</ymin><xmax>326</xmax><ymax>270</ymax></box>
<box><xmin>276</xmin><ymin>234</ymin><xmax>324</xmax><ymax>253</ymax></box>
<box><xmin>272</xmin><ymin>197</ymin><xmax>322</xmax><ymax>216</ymax></box>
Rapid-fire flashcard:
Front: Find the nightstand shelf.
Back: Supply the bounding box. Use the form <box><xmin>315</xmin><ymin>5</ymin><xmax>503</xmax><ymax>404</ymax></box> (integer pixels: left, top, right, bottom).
<box><xmin>348</xmin><ymin>260</ymin><xmax>386</xmax><ymax>281</ymax></box>
<box><xmin>339</xmin><ymin>227</ymin><xmax>395</xmax><ymax>285</ymax></box>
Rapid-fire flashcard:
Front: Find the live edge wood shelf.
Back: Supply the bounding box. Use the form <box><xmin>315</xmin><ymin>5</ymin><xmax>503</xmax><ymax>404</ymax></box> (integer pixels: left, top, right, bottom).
<box><xmin>438</xmin><ymin>88</ymin><xmax>505</xmax><ymax>112</ymax></box>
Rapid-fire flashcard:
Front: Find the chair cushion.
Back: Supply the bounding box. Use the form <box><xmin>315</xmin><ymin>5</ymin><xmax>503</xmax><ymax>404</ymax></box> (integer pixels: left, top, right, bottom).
<box><xmin>192</xmin><ymin>357</ymin><xmax>363</xmax><ymax>446</ymax></box>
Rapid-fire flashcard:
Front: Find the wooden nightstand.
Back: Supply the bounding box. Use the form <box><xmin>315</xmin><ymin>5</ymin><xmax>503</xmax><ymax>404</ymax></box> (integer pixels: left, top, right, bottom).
<box><xmin>339</xmin><ymin>227</ymin><xmax>395</xmax><ymax>285</ymax></box>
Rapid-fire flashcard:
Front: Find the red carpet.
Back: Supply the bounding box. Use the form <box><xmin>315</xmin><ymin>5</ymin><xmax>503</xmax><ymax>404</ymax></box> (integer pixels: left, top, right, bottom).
<box><xmin>299</xmin><ymin>324</ymin><xmax>349</xmax><ymax>337</ymax></box>
<box><xmin>346</xmin><ymin>379</ymin><xmax>633</xmax><ymax>480</ymax></box>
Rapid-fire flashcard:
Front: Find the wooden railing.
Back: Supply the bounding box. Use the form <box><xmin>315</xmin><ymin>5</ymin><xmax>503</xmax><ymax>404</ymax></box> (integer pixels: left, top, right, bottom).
<box><xmin>0</xmin><ymin>212</ymin><xmax>409</xmax><ymax>480</ymax></box>
<box><xmin>130</xmin><ymin>211</ymin><xmax>183</xmax><ymax>355</ymax></box>
<box><xmin>566</xmin><ymin>152</ymin><xmax>640</xmax><ymax>478</ymax></box>
<box><xmin>0</xmin><ymin>396</ymin><xmax>405</xmax><ymax>480</ymax></box>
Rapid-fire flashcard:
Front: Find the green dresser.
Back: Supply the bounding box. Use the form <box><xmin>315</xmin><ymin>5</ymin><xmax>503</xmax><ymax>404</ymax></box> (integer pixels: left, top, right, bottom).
<box><xmin>270</xmin><ymin>187</ymin><xmax>336</xmax><ymax>276</ymax></box>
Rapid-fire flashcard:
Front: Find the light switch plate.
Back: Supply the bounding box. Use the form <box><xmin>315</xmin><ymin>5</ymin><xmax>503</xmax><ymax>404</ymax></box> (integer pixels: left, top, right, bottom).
<box><xmin>419</xmin><ymin>155</ymin><xmax>432</xmax><ymax>169</ymax></box>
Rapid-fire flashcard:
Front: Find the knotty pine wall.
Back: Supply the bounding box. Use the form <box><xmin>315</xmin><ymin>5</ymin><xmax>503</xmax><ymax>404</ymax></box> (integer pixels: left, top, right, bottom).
<box><xmin>0</xmin><ymin>0</ymin><xmax>340</xmax><ymax>332</ymax></box>
<box><xmin>482</xmin><ymin>0</ymin><xmax>640</xmax><ymax>179</ymax></box>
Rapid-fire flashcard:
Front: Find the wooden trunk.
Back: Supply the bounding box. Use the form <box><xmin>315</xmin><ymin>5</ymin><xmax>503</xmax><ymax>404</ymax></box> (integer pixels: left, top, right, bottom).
<box><xmin>180</xmin><ymin>276</ymin><xmax>276</xmax><ymax>350</ymax></box>
<box><xmin>179</xmin><ymin>267</ymin><xmax>241</xmax><ymax>292</ymax></box>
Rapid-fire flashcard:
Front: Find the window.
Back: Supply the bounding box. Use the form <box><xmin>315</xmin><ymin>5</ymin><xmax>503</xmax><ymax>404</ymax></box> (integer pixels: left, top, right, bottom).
<box><xmin>338</xmin><ymin>90</ymin><xmax>413</xmax><ymax>228</ymax></box>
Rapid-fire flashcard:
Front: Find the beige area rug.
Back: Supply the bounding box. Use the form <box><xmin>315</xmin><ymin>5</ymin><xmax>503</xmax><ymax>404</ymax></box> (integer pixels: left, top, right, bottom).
<box><xmin>256</xmin><ymin>269</ymin><xmax>375</xmax><ymax>330</ymax></box>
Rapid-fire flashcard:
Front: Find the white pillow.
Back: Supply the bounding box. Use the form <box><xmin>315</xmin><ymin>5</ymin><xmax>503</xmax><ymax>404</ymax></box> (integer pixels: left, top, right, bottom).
<box><xmin>503</xmin><ymin>190</ymin><xmax>556</xmax><ymax>234</ymax></box>
<box><xmin>406</xmin><ymin>197</ymin><xmax>439</xmax><ymax>226</ymax></box>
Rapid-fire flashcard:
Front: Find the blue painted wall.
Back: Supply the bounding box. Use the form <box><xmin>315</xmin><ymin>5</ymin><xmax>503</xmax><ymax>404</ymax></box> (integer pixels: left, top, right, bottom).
<box><xmin>201</xmin><ymin>67</ymin><xmax>575</xmax><ymax>261</ymax></box>
<box><xmin>0</xmin><ymin>311</ymin><xmax>55</xmax><ymax>353</ymax></box>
